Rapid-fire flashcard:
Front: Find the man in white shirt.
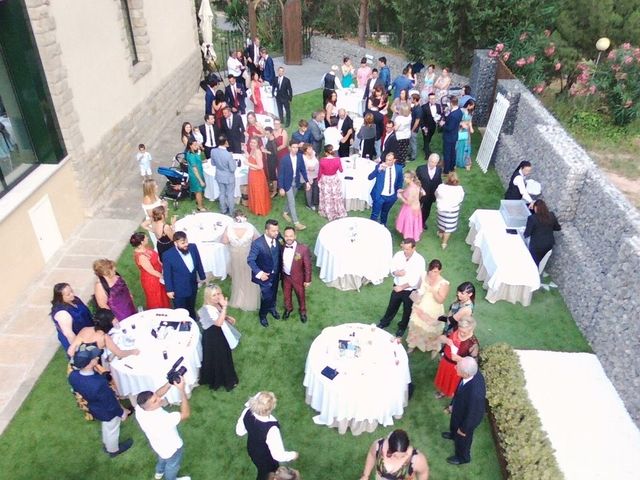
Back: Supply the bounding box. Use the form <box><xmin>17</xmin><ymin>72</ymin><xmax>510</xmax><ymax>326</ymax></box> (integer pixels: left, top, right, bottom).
<box><xmin>376</xmin><ymin>238</ymin><xmax>426</xmax><ymax>338</ymax></box>
<box><xmin>136</xmin><ymin>376</ymin><xmax>191</xmax><ymax>480</ymax></box>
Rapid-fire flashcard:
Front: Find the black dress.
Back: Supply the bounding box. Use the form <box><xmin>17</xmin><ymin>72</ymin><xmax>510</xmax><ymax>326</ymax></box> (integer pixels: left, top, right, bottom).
<box><xmin>156</xmin><ymin>223</ymin><xmax>173</xmax><ymax>260</ymax></box>
<box><xmin>197</xmin><ymin>305</ymin><xmax>238</xmax><ymax>390</ymax></box>
<box><xmin>524</xmin><ymin>212</ymin><xmax>561</xmax><ymax>265</ymax></box>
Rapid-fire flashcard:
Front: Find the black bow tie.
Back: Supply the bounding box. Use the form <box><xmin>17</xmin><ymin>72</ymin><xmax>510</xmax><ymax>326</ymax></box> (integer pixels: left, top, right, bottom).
<box><xmin>285</xmin><ymin>245</ymin><xmax>294</xmax><ymax>249</ymax></box>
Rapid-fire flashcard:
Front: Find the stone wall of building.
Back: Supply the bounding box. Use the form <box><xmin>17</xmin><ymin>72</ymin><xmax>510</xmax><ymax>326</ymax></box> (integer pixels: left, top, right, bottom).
<box><xmin>473</xmin><ymin>59</ymin><xmax>640</xmax><ymax>424</ymax></box>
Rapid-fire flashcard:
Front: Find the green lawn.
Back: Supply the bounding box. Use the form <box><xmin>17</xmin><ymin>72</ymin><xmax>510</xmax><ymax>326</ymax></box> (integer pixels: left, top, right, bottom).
<box><xmin>0</xmin><ymin>89</ymin><xmax>590</xmax><ymax>479</ymax></box>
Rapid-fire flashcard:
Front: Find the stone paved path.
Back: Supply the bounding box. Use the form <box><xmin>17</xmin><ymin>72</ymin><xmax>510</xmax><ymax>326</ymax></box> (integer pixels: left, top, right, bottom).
<box><xmin>0</xmin><ymin>56</ymin><xmax>329</xmax><ymax>434</ymax></box>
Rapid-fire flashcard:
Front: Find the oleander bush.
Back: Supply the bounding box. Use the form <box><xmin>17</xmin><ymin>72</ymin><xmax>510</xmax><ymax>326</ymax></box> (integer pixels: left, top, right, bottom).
<box><xmin>482</xmin><ymin>343</ymin><xmax>564</xmax><ymax>480</ymax></box>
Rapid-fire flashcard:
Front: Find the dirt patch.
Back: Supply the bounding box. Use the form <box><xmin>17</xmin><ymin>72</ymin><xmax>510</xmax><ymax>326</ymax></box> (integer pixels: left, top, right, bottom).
<box><xmin>602</xmin><ymin>170</ymin><xmax>640</xmax><ymax>208</ymax></box>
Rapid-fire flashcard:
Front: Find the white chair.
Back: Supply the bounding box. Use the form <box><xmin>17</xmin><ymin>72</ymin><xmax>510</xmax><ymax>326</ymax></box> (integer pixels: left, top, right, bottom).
<box><xmin>538</xmin><ymin>250</ymin><xmax>557</xmax><ymax>291</ymax></box>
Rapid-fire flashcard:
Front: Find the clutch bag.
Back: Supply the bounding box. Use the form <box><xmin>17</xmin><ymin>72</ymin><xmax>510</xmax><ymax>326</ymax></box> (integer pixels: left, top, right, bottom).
<box><xmin>321</xmin><ymin>366</ymin><xmax>338</xmax><ymax>380</ymax></box>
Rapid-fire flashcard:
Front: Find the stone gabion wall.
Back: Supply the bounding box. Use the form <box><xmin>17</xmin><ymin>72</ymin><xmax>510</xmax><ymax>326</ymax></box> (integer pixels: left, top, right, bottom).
<box><xmin>478</xmin><ymin>72</ymin><xmax>640</xmax><ymax>424</ymax></box>
<box><xmin>469</xmin><ymin>49</ymin><xmax>497</xmax><ymax>126</ymax></box>
<box><xmin>310</xmin><ymin>36</ymin><xmax>468</xmax><ymax>88</ymax></box>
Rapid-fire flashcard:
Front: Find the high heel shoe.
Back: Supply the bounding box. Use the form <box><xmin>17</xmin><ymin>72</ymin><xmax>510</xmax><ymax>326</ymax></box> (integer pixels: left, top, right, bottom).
<box><xmin>441</xmin><ymin>243</ymin><xmax>447</xmax><ymax>250</ymax></box>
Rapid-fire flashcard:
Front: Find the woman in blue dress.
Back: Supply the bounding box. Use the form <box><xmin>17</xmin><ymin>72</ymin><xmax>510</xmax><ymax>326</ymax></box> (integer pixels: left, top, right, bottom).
<box><xmin>455</xmin><ymin>100</ymin><xmax>475</xmax><ymax>170</ymax></box>
<box><xmin>50</xmin><ymin>283</ymin><xmax>94</xmax><ymax>353</ymax></box>
<box><xmin>186</xmin><ymin>139</ymin><xmax>206</xmax><ymax>211</ymax></box>
<box><xmin>341</xmin><ymin>57</ymin><xmax>355</xmax><ymax>88</ymax></box>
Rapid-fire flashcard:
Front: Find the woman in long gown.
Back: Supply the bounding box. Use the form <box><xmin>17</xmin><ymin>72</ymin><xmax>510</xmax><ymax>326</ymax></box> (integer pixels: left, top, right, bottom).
<box><xmin>272</xmin><ymin>118</ymin><xmax>289</xmax><ymax>170</ymax></box>
<box><xmin>213</xmin><ymin>90</ymin><xmax>227</xmax><ymax>128</ymax></box>
<box><xmin>141</xmin><ymin>205</ymin><xmax>175</xmax><ymax>260</ymax></box>
<box><xmin>222</xmin><ymin>209</ymin><xmax>261</xmax><ymax>311</ymax></box>
<box><xmin>434</xmin><ymin>316</ymin><xmax>479</xmax><ymax>398</ymax></box>
<box><xmin>92</xmin><ymin>258</ymin><xmax>137</xmax><ymax>321</ymax></box>
<box><xmin>455</xmin><ymin>101</ymin><xmax>475</xmax><ymax>170</ymax></box>
<box><xmin>395</xmin><ymin>171</ymin><xmax>423</xmax><ymax>241</ymax></box>
<box><xmin>263</xmin><ymin>127</ymin><xmax>279</xmax><ymax>197</ymax></box>
<box><xmin>246</xmin><ymin>111</ymin><xmax>266</xmax><ymax>151</ymax></box>
<box><xmin>246</xmin><ymin>137</ymin><xmax>271</xmax><ymax>216</ymax></box>
<box><xmin>406</xmin><ymin>259</ymin><xmax>450</xmax><ymax>356</ymax></box>
<box><xmin>250</xmin><ymin>72</ymin><xmax>265</xmax><ymax>114</ymax></box>
<box><xmin>130</xmin><ymin>232</ymin><xmax>170</xmax><ymax>309</ymax></box>
<box><xmin>317</xmin><ymin>144</ymin><xmax>347</xmax><ymax>221</ymax></box>
<box><xmin>341</xmin><ymin>57</ymin><xmax>355</xmax><ymax>88</ymax></box>
<box><xmin>197</xmin><ymin>284</ymin><xmax>239</xmax><ymax>391</ymax></box>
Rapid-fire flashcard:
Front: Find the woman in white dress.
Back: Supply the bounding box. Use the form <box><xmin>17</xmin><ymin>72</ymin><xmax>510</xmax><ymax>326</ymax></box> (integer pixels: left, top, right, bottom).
<box><xmin>222</xmin><ymin>208</ymin><xmax>261</xmax><ymax>311</ymax></box>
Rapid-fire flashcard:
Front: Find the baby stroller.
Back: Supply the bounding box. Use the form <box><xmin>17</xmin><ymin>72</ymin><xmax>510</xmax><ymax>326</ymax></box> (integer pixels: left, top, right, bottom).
<box><xmin>157</xmin><ymin>152</ymin><xmax>190</xmax><ymax>208</ymax></box>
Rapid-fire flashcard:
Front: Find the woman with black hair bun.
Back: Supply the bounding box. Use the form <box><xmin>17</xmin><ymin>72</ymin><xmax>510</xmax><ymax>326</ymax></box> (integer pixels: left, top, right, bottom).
<box><xmin>360</xmin><ymin>429</ymin><xmax>430</xmax><ymax>480</ymax></box>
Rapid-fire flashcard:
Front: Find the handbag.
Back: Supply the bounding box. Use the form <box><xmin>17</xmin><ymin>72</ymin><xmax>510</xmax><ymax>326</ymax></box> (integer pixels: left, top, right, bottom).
<box><xmin>221</xmin><ymin>321</ymin><xmax>241</xmax><ymax>349</ymax></box>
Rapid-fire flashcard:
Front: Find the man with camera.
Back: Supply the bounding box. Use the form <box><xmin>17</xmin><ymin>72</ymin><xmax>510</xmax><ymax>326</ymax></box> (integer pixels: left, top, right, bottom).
<box><xmin>135</xmin><ymin>372</ymin><xmax>191</xmax><ymax>480</ymax></box>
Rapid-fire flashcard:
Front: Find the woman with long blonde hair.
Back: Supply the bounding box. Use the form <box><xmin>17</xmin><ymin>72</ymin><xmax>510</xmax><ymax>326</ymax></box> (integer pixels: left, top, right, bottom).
<box><xmin>395</xmin><ymin>170</ymin><xmax>424</xmax><ymax>241</ymax></box>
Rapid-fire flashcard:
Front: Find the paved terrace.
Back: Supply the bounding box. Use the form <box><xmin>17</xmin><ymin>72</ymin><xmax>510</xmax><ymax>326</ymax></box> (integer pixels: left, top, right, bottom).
<box><xmin>0</xmin><ymin>56</ymin><xmax>329</xmax><ymax>434</ymax></box>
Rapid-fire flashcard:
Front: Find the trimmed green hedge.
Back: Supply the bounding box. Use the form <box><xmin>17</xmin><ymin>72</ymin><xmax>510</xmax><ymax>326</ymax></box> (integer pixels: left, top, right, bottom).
<box><xmin>482</xmin><ymin>343</ymin><xmax>564</xmax><ymax>480</ymax></box>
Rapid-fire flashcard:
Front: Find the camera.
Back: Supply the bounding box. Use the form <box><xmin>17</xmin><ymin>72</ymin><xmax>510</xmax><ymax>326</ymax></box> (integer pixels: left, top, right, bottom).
<box><xmin>166</xmin><ymin>356</ymin><xmax>187</xmax><ymax>385</ymax></box>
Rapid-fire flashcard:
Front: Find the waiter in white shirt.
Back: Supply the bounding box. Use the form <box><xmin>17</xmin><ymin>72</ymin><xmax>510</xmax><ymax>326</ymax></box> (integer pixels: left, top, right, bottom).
<box><xmin>376</xmin><ymin>238</ymin><xmax>426</xmax><ymax>338</ymax></box>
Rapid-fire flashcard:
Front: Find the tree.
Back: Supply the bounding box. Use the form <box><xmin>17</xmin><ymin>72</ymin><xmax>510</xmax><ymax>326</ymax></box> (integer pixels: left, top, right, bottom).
<box><xmin>358</xmin><ymin>0</ymin><xmax>369</xmax><ymax>47</ymax></box>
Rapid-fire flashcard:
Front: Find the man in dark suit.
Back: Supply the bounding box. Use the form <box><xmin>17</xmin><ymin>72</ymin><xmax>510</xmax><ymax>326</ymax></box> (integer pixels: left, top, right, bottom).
<box><xmin>273</xmin><ymin>67</ymin><xmax>293</xmax><ymax>127</ymax></box>
<box><xmin>281</xmin><ymin>226</ymin><xmax>312</xmax><ymax>323</ymax></box>
<box><xmin>220</xmin><ymin>106</ymin><xmax>245</xmax><ymax>154</ymax></box>
<box><xmin>278</xmin><ymin>142</ymin><xmax>310</xmax><ymax>231</ymax></box>
<box><xmin>203</xmin><ymin>77</ymin><xmax>220</xmax><ymax>116</ymax></box>
<box><xmin>247</xmin><ymin>219</ymin><xmax>283</xmax><ymax>327</ymax></box>
<box><xmin>442</xmin><ymin>356</ymin><xmax>486</xmax><ymax>465</ymax></box>
<box><xmin>198</xmin><ymin>114</ymin><xmax>218</xmax><ymax>160</ymax></box>
<box><xmin>362</xmin><ymin>68</ymin><xmax>384</xmax><ymax>101</ymax></box>
<box><xmin>381</xmin><ymin>119</ymin><xmax>399</xmax><ymax>161</ymax></box>
<box><xmin>441</xmin><ymin>96</ymin><xmax>463</xmax><ymax>174</ymax></box>
<box><xmin>260</xmin><ymin>48</ymin><xmax>276</xmax><ymax>85</ymax></box>
<box><xmin>415</xmin><ymin>153</ymin><xmax>442</xmax><ymax>229</ymax></box>
<box><xmin>337</xmin><ymin>108</ymin><xmax>354</xmax><ymax>158</ymax></box>
<box><xmin>244</xmin><ymin>36</ymin><xmax>261</xmax><ymax>76</ymax></box>
<box><xmin>224</xmin><ymin>75</ymin><xmax>246</xmax><ymax>115</ymax></box>
<box><xmin>368</xmin><ymin>152</ymin><xmax>403</xmax><ymax>226</ymax></box>
<box><xmin>421</xmin><ymin>92</ymin><xmax>443</xmax><ymax>157</ymax></box>
<box><xmin>163</xmin><ymin>231</ymin><xmax>206</xmax><ymax>321</ymax></box>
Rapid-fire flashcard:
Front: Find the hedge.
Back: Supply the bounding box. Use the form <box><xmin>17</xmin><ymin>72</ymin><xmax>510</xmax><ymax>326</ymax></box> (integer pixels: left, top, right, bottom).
<box><xmin>482</xmin><ymin>343</ymin><xmax>564</xmax><ymax>480</ymax></box>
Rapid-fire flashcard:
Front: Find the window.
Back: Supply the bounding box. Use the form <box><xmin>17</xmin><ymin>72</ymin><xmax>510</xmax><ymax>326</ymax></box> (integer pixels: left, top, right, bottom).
<box><xmin>0</xmin><ymin>1</ymin><xmax>66</xmax><ymax>198</ymax></box>
<box><xmin>120</xmin><ymin>0</ymin><xmax>139</xmax><ymax>66</ymax></box>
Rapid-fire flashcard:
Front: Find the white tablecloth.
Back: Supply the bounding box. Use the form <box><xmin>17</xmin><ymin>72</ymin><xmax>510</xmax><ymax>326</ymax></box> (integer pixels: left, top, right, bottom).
<box><xmin>110</xmin><ymin>308</ymin><xmax>202</xmax><ymax>404</ymax></box>
<box><xmin>339</xmin><ymin>156</ymin><xmax>376</xmax><ymax>211</ymax></box>
<box><xmin>466</xmin><ymin>209</ymin><xmax>540</xmax><ymax>306</ymax></box>
<box><xmin>337</xmin><ymin>88</ymin><xmax>365</xmax><ymax>116</ymax></box>
<box><xmin>314</xmin><ymin>217</ymin><xmax>392</xmax><ymax>291</ymax></box>
<box><xmin>202</xmin><ymin>154</ymin><xmax>249</xmax><ymax>201</ymax></box>
<box><xmin>174</xmin><ymin>212</ymin><xmax>233</xmax><ymax>279</ymax></box>
<box><xmin>303</xmin><ymin>322</ymin><xmax>410</xmax><ymax>435</ymax></box>
<box><xmin>247</xmin><ymin>87</ymin><xmax>278</xmax><ymax>117</ymax></box>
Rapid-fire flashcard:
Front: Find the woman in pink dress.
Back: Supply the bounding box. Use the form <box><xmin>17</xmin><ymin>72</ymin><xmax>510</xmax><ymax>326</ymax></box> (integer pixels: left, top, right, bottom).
<box><xmin>317</xmin><ymin>145</ymin><xmax>347</xmax><ymax>221</ymax></box>
<box><xmin>250</xmin><ymin>72</ymin><xmax>265</xmax><ymax>114</ymax></box>
<box><xmin>395</xmin><ymin>170</ymin><xmax>423</xmax><ymax>241</ymax></box>
<box><xmin>356</xmin><ymin>57</ymin><xmax>372</xmax><ymax>89</ymax></box>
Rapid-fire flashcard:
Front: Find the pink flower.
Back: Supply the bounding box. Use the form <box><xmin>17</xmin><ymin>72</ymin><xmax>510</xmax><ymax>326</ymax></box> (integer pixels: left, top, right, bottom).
<box><xmin>526</xmin><ymin>55</ymin><xmax>536</xmax><ymax>64</ymax></box>
<box><xmin>624</xmin><ymin>99</ymin><xmax>633</xmax><ymax>108</ymax></box>
<box><xmin>488</xmin><ymin>50</ymin><xmax>499</xmax><ymax>58</ymax></box>
<box><xmin>496</xmin><ymin>43</ymin><xmax>505</xmax><ymax>53</ymax></box>
<box><xmin>554</xmin><ymin>62</ymin><xmax>562</xmax><ymax>71</ymax></box>
<box><xmin>607</xmin><ymin>49</ymin><xmax>617</xmax><ymax>60</ymax></box>
<box><xmin>532</xmin><ymin>83</ymin><xmax>545</xmax><ymax>94</ymax></box>
<box><xmin>624</xmin><ymin>56</ymin><xmax>633</xmax><ymax>64</ymax></box>
<box><xmin>544</xmin><ymin>29</ymin><xmax>552</xmax><ymax>37</ymax></box>
<box><xmin>515</xmin><ymin>58</ymin><xmax>526</xmax><ymax>67</ymax></box>
<box><xmin>519</xmin><ymin>32</ymin><xmax>528</xmax><ymax>42</ymax></box>
<box><xmin>502</xmin><ymin>52</ymin><xmax>511</xmax><ymax>62</ymax></box>
<box><xmin>622</xmin><ymin>43</ymin><xmax>632</xmax><ymax>50</ymax></box>
<box><xmin>544</xmin><ymin>44</ymin><xmax>556</xmax><ymax>57</ymax></box>
<box><xmin>588</xmin><ymin>85</ymin><xmax>597</xmax><ymax>94</ymax></box>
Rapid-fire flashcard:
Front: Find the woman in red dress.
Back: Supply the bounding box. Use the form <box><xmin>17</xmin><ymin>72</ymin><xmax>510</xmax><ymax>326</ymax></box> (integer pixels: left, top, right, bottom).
<box><xmin>272</xmin><ymin>118</ymin><xmax>289</xmax><ymax>169</ymax></box>
<box><xmin>129</xmin><ymin>232</ymin><xmax>170</xmax><ymax>309</ymax></box>
<box><xmin>245</xmin><ymin>111</ymin><xmax>266</xmax><ymax>152</ymax></box>
<box><xmin>246</xmin><ymin>137</ymin><xmax>271</xmax><ymax>216</ymax></box>
<box><xmin>250</xmin><ymin>72</ymin><xmax>265</xmax><ymax>114</ymax></box>
<box><xmin>213</xmin><ymin>90</ymin><xmax>227</xmax><ymax>129</ymax></box>
<box><xmin>434</xmin><ymin>316</ymin><xmax>479</xmax><ymax>398</ymax></box>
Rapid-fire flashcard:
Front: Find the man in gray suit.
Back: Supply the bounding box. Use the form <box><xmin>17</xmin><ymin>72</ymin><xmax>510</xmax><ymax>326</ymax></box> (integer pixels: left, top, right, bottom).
<box><xmin>211</xmin><ymin>134</ymin><xmax>237</xmax><ymax>215</ymax></box>
<box><xmin>308</xmin><ymin>110</ymin><xmax>326</xmax><ymax>155</ymax></box>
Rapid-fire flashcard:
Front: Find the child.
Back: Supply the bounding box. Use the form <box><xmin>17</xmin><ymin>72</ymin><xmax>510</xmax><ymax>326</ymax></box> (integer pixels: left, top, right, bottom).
<box><xmin>136</xmin><ymin>143</ymin><xmax>152</xmax><ymax>177</ymax></box>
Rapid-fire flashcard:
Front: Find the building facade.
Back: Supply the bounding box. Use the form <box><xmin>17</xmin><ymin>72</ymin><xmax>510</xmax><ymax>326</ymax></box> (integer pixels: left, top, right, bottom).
<box><xmin>0</xmin><ymin>0</ymin><xmax>202</xmax><ymax>316</ymax></box>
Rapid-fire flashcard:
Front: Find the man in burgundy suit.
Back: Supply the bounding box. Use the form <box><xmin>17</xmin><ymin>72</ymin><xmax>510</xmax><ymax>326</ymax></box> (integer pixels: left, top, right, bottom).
<box><xmin>281</xmin><ymin>226</ymin><xmax>312</xmax><ymax>323</ymax></box>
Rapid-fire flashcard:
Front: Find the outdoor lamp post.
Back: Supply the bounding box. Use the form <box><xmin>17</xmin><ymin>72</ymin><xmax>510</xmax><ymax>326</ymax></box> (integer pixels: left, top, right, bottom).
<box><xmin>595</xmin><ymin>37</ymin><xmax>611</xmax><ymax>68</ymax></box>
